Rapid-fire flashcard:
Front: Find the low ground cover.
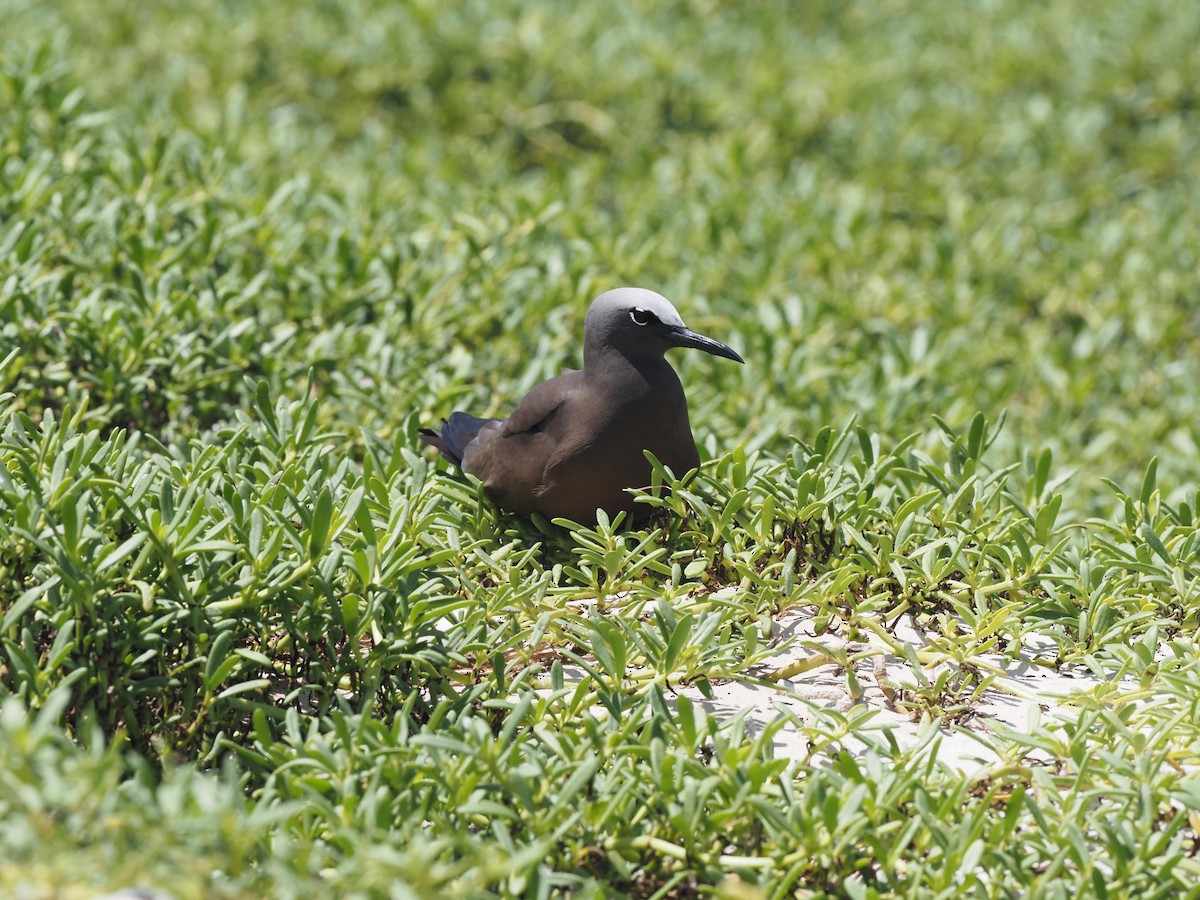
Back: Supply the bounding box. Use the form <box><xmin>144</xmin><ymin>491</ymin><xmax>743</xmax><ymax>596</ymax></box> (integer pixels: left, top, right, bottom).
<box><xmin>2</xmin><ymin>0</ymin><xmax>1199</xmax><ymax>896</ymax></box>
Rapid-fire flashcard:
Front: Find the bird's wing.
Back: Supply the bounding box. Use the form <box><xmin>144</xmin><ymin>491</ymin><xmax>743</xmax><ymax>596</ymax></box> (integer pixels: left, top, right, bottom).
<box><xmin>419</xmin><ymin>413</ymin><xmax>498</xmax><ymax>468</ymax></box>
<box><xmin>454</xmin><ymin>370</ymin><xmax>582</xmax><ymax>515</ymax></box>
<box><xmin>501</xmin><ymin>370</ymin><xmax>581</xmax><ymax>436</ymax></box>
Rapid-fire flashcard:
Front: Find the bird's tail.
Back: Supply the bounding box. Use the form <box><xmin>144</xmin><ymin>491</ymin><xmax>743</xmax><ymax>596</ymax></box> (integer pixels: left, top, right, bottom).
<box><xmin>418</xmin><ymin>412</ymin><xmax>495</xmax><ymax>469</ymax></box>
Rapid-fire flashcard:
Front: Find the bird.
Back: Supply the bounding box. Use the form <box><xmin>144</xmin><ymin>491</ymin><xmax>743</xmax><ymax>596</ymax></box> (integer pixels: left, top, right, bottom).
<box><xmin>419</xmin><ymin>288</ymin><xmax>744</xmax><ymax>525</ymax></box>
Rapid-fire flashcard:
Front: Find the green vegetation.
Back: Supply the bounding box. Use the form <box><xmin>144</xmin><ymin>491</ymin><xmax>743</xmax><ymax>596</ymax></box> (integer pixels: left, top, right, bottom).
<box><xmin>2</xmin><ymin>0</ymin><xmax>1200</xmax><ymax>896</ymax></box>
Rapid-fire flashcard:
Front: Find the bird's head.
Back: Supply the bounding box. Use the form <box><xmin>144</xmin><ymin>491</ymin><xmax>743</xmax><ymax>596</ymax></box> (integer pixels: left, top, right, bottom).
<box><xmin>584</xmin><ymin>287</ymin><xmax>744</xmax><ymax>367</ymax></box>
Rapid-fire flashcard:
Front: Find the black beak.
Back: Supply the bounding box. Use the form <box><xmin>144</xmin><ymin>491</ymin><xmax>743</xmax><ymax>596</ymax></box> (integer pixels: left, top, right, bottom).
<box><xmin>668</xmin><ymin>326</ymin><xmax>745</xmax><ymax>364</ymax></box>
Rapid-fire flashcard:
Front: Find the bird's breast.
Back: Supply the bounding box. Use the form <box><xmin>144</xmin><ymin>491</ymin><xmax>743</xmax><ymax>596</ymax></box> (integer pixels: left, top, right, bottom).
<box><xmin>543</xmin><ymin>364</ymin><xmax>698</xmax><ymax>485</ymax></box>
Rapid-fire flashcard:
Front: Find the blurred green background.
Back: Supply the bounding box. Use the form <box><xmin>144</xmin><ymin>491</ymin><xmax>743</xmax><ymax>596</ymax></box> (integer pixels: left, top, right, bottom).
<box><xmin>5</xmin><ymin>0</ymin><xmax>1198</xmax><ymax>514</ymax></box>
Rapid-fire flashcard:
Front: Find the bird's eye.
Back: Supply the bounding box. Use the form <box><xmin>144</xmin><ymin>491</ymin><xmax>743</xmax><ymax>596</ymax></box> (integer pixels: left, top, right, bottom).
<box><xmin>630</xmin><ymin>308</ymin><xmax>658</xmax><ymax>327</ymax></box>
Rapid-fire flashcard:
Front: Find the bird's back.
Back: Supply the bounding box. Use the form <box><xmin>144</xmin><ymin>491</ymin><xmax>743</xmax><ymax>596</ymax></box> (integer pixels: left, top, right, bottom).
<box><xmin>433</xmin><ymin>361</ymin><xmax>699</xmax><ymax>523</ymax></box>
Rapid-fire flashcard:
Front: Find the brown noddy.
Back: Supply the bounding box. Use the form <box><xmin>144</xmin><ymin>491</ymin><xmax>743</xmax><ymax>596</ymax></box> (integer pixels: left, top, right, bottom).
<box><xmin>419</xmin><ymin>287</ymin><xmax>743</xmax><ymax>524</ymax></box>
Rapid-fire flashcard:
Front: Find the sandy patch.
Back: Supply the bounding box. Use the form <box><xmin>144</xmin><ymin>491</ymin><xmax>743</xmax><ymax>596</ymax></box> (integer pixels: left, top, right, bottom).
<box><xmin>677</xmin><ymin>606</ymin><xmax>1123</xmax><ymax>772</ymax></box>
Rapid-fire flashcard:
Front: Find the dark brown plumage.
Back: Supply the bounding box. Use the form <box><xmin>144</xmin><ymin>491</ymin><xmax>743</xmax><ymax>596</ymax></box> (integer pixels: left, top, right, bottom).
<box><xmin>420</xmin><ymin>288</ymin><xmax>743</xmax><ymax>524</ymax></box>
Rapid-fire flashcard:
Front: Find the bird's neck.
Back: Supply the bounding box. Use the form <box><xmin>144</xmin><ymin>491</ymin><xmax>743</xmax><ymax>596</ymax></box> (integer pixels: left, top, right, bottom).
<box><xmin>585</xmin><ymin>348</ymin><xmax>674</xmax><ymax>384</ymax></box>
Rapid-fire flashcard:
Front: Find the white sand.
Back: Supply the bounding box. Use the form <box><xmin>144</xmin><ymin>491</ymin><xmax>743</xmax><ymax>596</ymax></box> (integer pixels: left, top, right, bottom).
<box><xmin>676</xmin><ymin>606</ymin><xmax>1122</xmax><ymax>772</ymax></box>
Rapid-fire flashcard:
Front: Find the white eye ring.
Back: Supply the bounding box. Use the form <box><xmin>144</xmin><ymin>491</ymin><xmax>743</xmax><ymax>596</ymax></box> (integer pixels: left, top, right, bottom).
<box><xmin>630</xmin><ymin>308</ymin><xmax>654</xmax><ymax>326</ymax></box>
